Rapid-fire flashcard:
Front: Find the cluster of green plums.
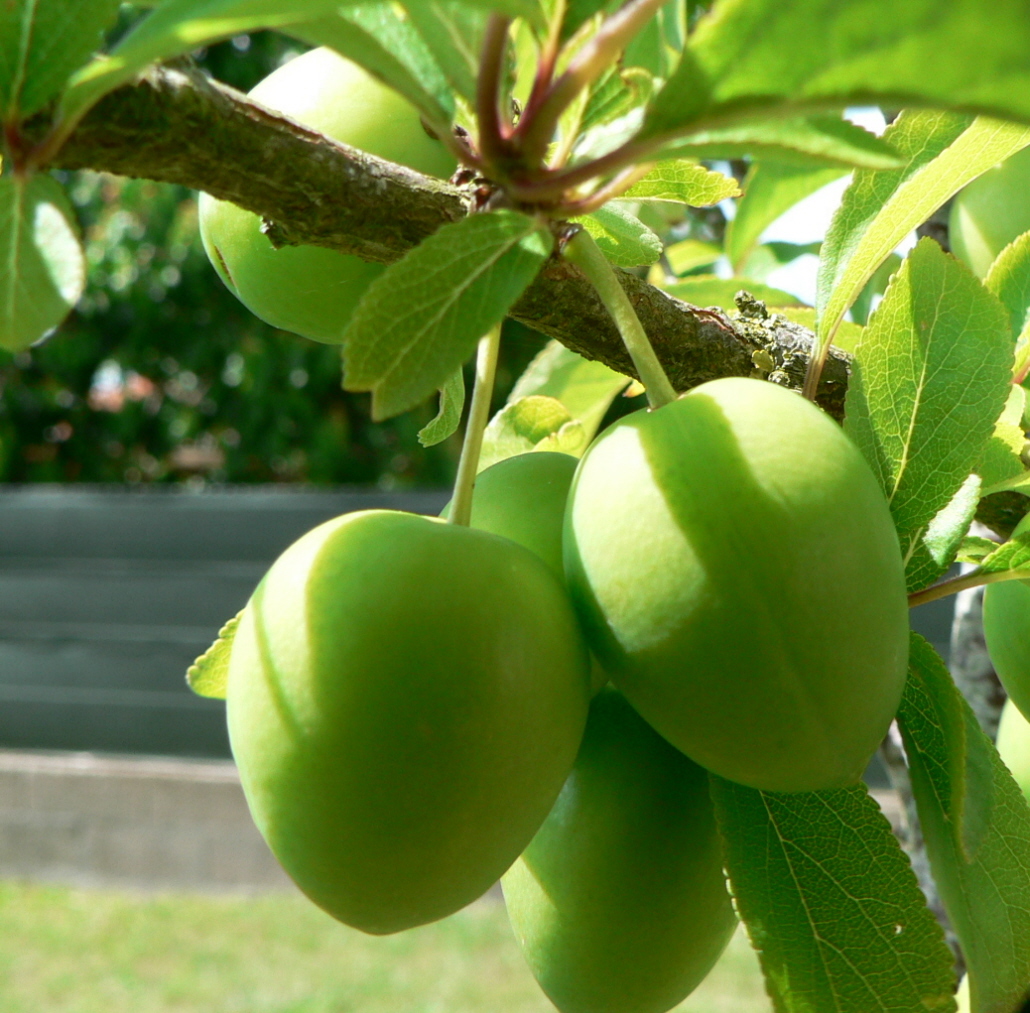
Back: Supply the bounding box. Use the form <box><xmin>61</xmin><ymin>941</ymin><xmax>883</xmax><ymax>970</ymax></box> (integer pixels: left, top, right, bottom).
<box><xmin>203</xmin><ymin>45</ymin><xmax>914</xmax><ymax>1013</ymax></box>
<box><xmin>224</xmin><ymin>375</ymin><xmax>910</xmax><ymax>1013</ymax></box>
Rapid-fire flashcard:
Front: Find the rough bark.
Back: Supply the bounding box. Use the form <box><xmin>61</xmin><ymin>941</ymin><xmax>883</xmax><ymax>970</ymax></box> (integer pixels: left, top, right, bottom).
<box><xmin>27</xmin><ymin>62</ymin><xmax>850</xmax><ymax>418</ymax></box>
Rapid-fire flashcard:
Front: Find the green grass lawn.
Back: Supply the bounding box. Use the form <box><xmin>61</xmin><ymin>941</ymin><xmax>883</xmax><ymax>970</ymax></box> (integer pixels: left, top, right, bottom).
<box><xmin>0</xmin><ymin>881</ymin><xmax>770</xmax><ymax>1013</ymax></box>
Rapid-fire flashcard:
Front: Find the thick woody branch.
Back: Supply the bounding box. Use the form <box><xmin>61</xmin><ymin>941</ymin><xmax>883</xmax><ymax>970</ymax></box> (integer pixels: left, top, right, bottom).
<box><xmin>32</xmin><ymin>64</ymin><xmax>854</xmax><ymax>414</ymax></box>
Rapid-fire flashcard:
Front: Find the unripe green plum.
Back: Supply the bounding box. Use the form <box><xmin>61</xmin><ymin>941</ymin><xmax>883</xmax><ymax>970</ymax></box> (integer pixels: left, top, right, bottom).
<box><xmin>983</xmin><ymin>584</ymin><xmax>1030</xmax><ymax>724</ymax></box>
<box><xmin>996</xmin><ymin>699</ymin><xmax>1030</xmax><ymax>804</ymax></box>
<box><xmin>227</xmin><ymin>510</ymin><xmax>590</xmax><ymax>934</ymax></box>
<box><xmin>564</xmin><ymin>376</ymin><xmax>909</xmax><ymax>793</ymax></box>
<box><xmin>982</xmin><ymin>515</ymin><xmax>1030</xmax><ymax>722</ymax></box>
<box><xmin>444</xmin><ymin>452</ymin><xmax>607</xmax><ymax>693</ymax></box>
<box><xmin>199</xmin><ymin>48</ymin><xmax>454</xmax><ymax>342</ymax></box>
<box><xmin>502</xmin><ymin>687</ymin><xmax>736</xmax><ymax>1013</ymax></box>
<box><xmin>444</xmin><ymin>452</ymin><xmax>579</xmax><ymax>579</ymax></box>
<box><xmin>949</xmin><ymin>145</ymin><xmax>1030</xmax><ymax>278</ymax></box>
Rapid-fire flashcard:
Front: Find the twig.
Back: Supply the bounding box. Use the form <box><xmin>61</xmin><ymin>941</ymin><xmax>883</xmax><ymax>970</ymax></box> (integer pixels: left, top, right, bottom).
<box><xmin>28</xmin><ymin>63</ymin><xmax>854</xmax><ymax>418</ymax></box>
<box><xmin>907</xmin><ymin>568</ymin><xmax>1030</xmax><ymax>609</ymax></box>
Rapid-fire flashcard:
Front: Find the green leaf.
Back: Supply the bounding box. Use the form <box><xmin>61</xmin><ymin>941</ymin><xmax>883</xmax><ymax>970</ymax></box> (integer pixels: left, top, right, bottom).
<box><xmin>850</xmin><ymin>253</ymin><xmax>902</xmax><ymax>328</ymax></box>
<box><xmin>818</xmin><ymin>113</ymin><xmax>1030</xmax><ymax>350</ymax></box>
<box><xmin>451</xmin><ymin>0</ymin><xmax>542</xmax><ymax>19</ymax></box>
<box><xmin>664</xmin><ymin>238</ymin><xmax>720</xmax><ymax>276</ymax></box>
<box><xmin>418</xmin><ymin>368</ymin><xmax>465</xmax><ymax>448</ymax></box>
<box><xmin>344</xmin><ymin>210</ymin><xmax>552</xmax><ymax>420</ymax></box>
<box><xmin>975</xmin><ymin>528</ymin><xmax>1030</xmax><ymax>577</ymax></box>
<box><xmin>898</xmin><ymin>634</ymin><xmax>1030</xmax><ymax>1013</ymax></box>
<box><xmin>478</xmin><ymin>395</ymin><xmax>587</xmax><ymax>472</ymax></box>
<box><xmin>622</xmin><ymin>1</ymin><xmax>676</xmax><ymax>78</ymax></box>
<box><xmin>580</xmin><ymin>66</ymin><xmax>652</xmax><ymax>133</ymax></box>
<box><xmin>289</xmin><ymin>4</ymin><xmax>455</xmax><ymax>126</ymax></box>
<box><xmin>985</xmin><ymin>231</ymin><xmax>1030</xmax><ymax>342</ymax></box>
<box><xmin>560</xmin><ymin>0</ymin><xmax>610</xmax><ymax>36</ymax></box>
<box><xmin>726</xmin><ymin>162</ymin><xmax>847</xmax><ymax>272</ymax></box>
<box><xmin>843</xmin><ymin>239</ymin><xmax>1012</xmax><ymax>591</ymax></box>
<box><xmin>400</xmin><ymin>1</ymin><xmax>485</xmax><ymax>105</ymax></box>
<box><xmin>977</xmin><ymin>385</ymin><xmax>1026</xmax><ymax>492</ymax></box>
<box><xmin>0</xmin><ymin>173</ymin><xmax>85</xmax><ymax>352</ymax></box>
<box><xmin>662</xmin><ymin>276</ymin><xmax>804</xmax><ymax>310</ymax></box>
<box><xmin>57</xmin><ymin>0</ymin><xmax>366</xmax><ymax>132</ymax></box>
<box><xmin>0</xmin><ymin>0</ymin><xmax>120</xmax><ymax>118</ymax></box>
<box><xmin>507</xmin><ymin>339</ymin><xmax>629</xmax><ymax>442</ymax></box>
<box><xmin>186</xmin><ymin>611</ymin><xmax>242</xmax><ymax>700</ymax></box>
<box><xmin>905</xmin><ymin>473</ymin><xmax>982</xmax><ymax>595</ymax></box>
<box><xmin>574</xmin><ymin>204</ymin><xmax>661</xmax><ymax>268</ymax></box>
<box><xmin>661</xmin><ymin>115</ymin><xmax>903</xmax><ymax>171</ymax></box>
<box><xmin>711</xmin><ymin>775</ymin><xmax>957</xmax><ymax>1013</ymax></box>
<box><xmin>621</xmin><ymin>160</ymin><xmax>739</xmax><ymax>206</ymax></box>
<box><xmin>956</xmin><ymin>536</ymin><xmax>1000</xmax><ymax>565</ymax></box>
<box><xmin>643</xmin><ymin>0</ymin><xmax>1030</xmax><ymax>142</ymax></box>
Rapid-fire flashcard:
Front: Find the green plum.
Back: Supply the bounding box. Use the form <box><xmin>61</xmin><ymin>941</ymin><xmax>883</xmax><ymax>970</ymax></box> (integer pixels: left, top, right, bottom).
<box><xmin>564</xmin><ymin>376</ymin><xmax>909</xmax><ymax>793</ymax></box>
<box><xmin>199</xmin><ymin>47</ymin><xmax>454</xmax><ymax>342</ymax></box>
<box><xmin>444</xmin><ymin>452</ymin><xmax>579</xmax><ymax>578</ymax></box>
<box><xmin>502</xmin><ymin>687</ymin><xmax>736</xmax><ymax>1013</ymax></box>
<box><xmin>949</xmin><ymin>145</ymin><xmax>1030</xmax><ymax>278</ymax></box>
<box><xmin>443</xmin><ymin>451</ymin><xmax>608</xmax><ymax>693</ymax></box>
<box><xmin>983</xmin><ymin>515</ymin><xmax>1030</xmax><ymax>722</ymax></box>
<box><xmin>996</xmin><ymin>698</ymin><xmax>1030</xmax><ymax>804</ymax></box>
<box><xmin>227</xmin><ymin>509</ymin><xmax>590</xmax><ymax>934</ymax></box>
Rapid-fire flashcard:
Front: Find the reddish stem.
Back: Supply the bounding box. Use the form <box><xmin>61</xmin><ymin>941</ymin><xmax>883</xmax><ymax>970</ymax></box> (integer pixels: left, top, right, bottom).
<box><xmin>515</xmin><ymin>0</ymin><xmax>667</xmax><ymax>163</ymax></box>
<box><xmin>476</xmin><ymin>15</ymin><xmax>513</xmax><ymax>171</ymax></box>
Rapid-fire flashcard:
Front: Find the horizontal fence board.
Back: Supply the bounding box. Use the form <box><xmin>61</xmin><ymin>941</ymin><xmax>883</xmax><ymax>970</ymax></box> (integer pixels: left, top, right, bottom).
<box><xmin>0</xmin><ymin>487</ymin><xmax>449</xmax><ymax>561</ymax></box>
<box><xmin>0</xmin><ymin>699</ymin><xmax>228</xmax><ymax>757</ymax></box>
<box><xmin>0</xmin><ymin>486</ymin><xmax>956</xmax><ymax>761</ymax></box>
<box><xmin>0</xmin><ymin>486</ymin><xmax>448</xmax><ymax>757</ymax></box>
<box><xmin>0</xmin><ymin>568</ymin><xmax>258</xmax><ymax>627</ymax></box>
<box><xmin>0</xmin><ymin>638</ymin><xmax>219</xmax><ymax>692</ymax></box>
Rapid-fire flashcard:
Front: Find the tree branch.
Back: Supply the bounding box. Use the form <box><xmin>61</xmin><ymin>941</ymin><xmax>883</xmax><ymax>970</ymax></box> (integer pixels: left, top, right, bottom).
<box><xmin>32</xmin><ymin>63</ymin><xmax>853</xmax><ymax>415</ymax></box>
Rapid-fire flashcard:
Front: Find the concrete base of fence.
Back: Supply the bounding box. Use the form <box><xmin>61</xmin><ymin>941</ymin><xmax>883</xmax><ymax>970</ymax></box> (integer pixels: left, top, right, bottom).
<box><xmin>0</xmin><ymin>748</ymin><xmax>292</xmax><ymax>893</ymax></box>
<box><xmin>0</xmin><ymin>748</ymin><xmax>904</xmax><ymax>895</ymax></box>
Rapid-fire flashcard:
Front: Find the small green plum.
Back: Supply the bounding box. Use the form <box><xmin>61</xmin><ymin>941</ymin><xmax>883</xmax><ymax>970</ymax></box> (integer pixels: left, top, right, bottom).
<box><xmin>444</xmin><ymin>452</ymin><xmax>579</xmax><ymax>579</ymax></box>
<box><xmin>443</xmin><ymin>452</ymin><xmax>608</xmax><ymax>693</ymax></box>
<box><xmin>564</xmin><ymin>376</ymin><xmax>909</xmax><ymax>793</ymax></box>
<box><xmin>199</xmin><ymin>47</ymin><xmax>454</xmax><ymax>342</ymax></box>
<box><xmin>983</xmin><ymin>515</ymin><xmax>1030</xmax><ymax>723</ymax></box>
<box><xmin>227</xmin><ymin>509</ymin><xmax>590</xmax><ymax>934</ymax></box>
<box><xmin>996</xmin><ymin>698</ymin><xmax>1030</xmax><ymax>804</ymax></box>
<box><xmin>949</xmin><ymin>146</ymin><xmax>1030</xmax><ymax>278</ymax></box>
<box><xmin>503</xmin><ymin>687</ymin><xmax>736</xmax><ymax>1013</ymax></box>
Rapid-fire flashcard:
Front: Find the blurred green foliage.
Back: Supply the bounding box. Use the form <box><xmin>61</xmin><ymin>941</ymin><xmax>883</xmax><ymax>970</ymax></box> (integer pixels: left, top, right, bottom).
<box><xmin>0</xmin><ymin>28</ymin><xmax>544</xmax><ymax>487</ymax></box>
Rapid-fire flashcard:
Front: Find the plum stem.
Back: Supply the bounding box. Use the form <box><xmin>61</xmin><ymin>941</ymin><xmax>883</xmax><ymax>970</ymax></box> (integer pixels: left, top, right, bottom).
<box><xmin>563</xmin><ymin>227</ymin><xmax>677</xmax><ymax>409</ymax></box>
<box><xmin>907</xmin><ymin>567</ymin><xmax>1030</xmax><ymax>608</ymax></box>
<box><xmin>449</xmin><ymin>323</ymin><xmax>502</xmax><ymax>527</ymax></box>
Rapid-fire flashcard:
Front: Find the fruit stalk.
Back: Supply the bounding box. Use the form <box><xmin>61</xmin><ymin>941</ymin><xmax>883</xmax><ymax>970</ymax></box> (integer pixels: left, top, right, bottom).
<box><xmin>564</xmin><ymin>227</ymin><xmax>677</xmax><ymax>409</ymax></box>
<box><xmin>907</xmin><ymin>566</ymin><xmax>1030</xmax><ymax>608</ymax></box>
<box><xmin>448</xmin><ymin>323</ymin><xmax>502</xmax><ymax>527</ymax></box>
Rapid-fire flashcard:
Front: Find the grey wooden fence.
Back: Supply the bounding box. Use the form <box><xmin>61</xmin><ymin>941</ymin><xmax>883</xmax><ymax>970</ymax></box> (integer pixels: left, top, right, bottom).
<box><xmin>0</xmin><ymin>486</ymin><xmax>448</xmax><ymax>758</ymax></box>
<box><xmin>0</xmin><ymin>485</ymin><xmax>953</xmax><ymax>764</ymax></box>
